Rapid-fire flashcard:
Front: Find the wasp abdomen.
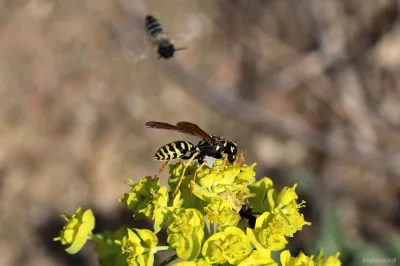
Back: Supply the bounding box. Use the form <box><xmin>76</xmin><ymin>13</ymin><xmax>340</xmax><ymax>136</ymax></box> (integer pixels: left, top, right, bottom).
<box><xmin>145</xmin><ymin>15</ymin><xmax>163</xmax><ymax>37</ymax></box>
<box><xmin>154</xmin><ymin>141</ymin><xmax>195</xmax><ymax>160</ymax></box>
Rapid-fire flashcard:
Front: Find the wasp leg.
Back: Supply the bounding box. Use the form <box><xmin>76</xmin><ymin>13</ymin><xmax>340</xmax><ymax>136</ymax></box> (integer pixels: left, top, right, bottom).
<box><xmin>189</xmin><ymin>160</ymin><xmax>207</xmax><ymax>194</ymax></box>
<box><xmin>171</xmin><ymin>151</ymin><xmax>199</xmax><ymax>198</ymax></box>
<box><xmin>236</xmin><ymin>149</ymin><xmax>245</xmax><ymax>167</ymax></box>
<box><xmin>156</xmin><ymin>160</ymin><xmax>170</xmax><ymax>178</ymax></box>
<box><xmin>221</xmin><ymin>153</ymin><xmax>229</xmax><ymax>168</ymax></box>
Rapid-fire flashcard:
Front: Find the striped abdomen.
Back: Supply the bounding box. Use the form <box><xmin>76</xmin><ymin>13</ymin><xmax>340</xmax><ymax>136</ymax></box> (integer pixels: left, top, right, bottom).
<box><xmin>145</xmin><ymin>15</ymin><xmax>163</xmax><ymax>37</ymax></box>
<box><xmin>153</xmin><ymin>141</ymin><xmax>194</xmax><ymax>161</ymax></box>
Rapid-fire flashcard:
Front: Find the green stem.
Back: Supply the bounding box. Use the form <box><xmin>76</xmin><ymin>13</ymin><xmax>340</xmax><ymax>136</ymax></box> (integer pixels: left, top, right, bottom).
<box><xmin>154</xmin><ymin>245</ymin><xmax>175</xmax><ymax>252</ymax></box>
<box><xmin>89</xmin><ymin>233</ymin><xmax>103</xmax><ymax>243</ymax></box>
<box><xmin>209</xmin><ymin>222</ymin><xmax>214</xmax><ymax>235</ymax></box>
<box><xmin>159</xmin><ymin>254</ymin><xmax>179</xmax><ymax>266</ymax></box>
<box><xmin>204</xmin><ymin>222</ymin><xmax>210</xmax><ymax>239</ymax></box>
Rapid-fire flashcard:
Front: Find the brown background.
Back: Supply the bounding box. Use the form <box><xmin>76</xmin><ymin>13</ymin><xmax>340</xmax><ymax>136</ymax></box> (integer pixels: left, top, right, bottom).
<box><xmin>0</xmin><ymin>0</ymin><xmax>399</xmax><ymax>265</ymax></box>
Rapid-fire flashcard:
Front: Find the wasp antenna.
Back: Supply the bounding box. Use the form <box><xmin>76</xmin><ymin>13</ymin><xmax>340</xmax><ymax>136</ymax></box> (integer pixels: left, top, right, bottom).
<box><xmin>175</xmin><ymin>47</ymin><xmax>188</xmax><ymax>51</ymax></box>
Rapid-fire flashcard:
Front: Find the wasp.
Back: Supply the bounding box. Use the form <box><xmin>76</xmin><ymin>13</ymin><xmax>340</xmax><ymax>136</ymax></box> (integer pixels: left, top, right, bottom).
<box><xmin>145</xmin><ymin>121</ymin><xmax>239</xmax><ymax>196</ymax></box>
<box><xmin>145</xmin><ymin>15</ymin><xmax>187</xmax><ymax>59</ymax></box>
<box><xmin>239</xmin><ymin>204</ymin><xmax>257</xmax><ymax>229</ymax></box>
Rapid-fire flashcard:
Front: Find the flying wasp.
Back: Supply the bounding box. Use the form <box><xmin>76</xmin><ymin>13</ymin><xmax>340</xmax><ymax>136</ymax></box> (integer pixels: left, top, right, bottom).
<box><xmin>145</xmin><ymin>121</ymin><xmax>239</xmax><ymax>196</ymax></box>
<box><xmin>145</xmin><ymin>15</ymin><xmax>187</xmax><ymax>59</ymax></box>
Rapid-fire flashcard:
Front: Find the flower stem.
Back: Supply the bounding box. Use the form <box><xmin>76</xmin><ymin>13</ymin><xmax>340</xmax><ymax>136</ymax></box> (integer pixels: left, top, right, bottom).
<box><xmin>154</xmin><ymin>245</ymin><xmax>174</xmax><ymax>252</ymax></box>
<box><xmin>204</xmin><ymin>222</ymin><xmax>210</xmax><ymax>239</ymax></box>
<box><xmin>160</xmin><ymin>254</ymin><xmax>179</xmax><ymax>266</ymax></box>
<box><xmin>89</xmin><ymin>233</ymin><xmax>102</xmax><ymax>243</ymax></box>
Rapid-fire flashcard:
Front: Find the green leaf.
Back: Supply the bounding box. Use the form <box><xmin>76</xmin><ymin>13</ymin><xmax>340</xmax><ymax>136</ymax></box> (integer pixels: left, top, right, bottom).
<box><xmin>310</xmin><ymin>205</ymin><xmax>342</xmax><ymax>256</ymax></box>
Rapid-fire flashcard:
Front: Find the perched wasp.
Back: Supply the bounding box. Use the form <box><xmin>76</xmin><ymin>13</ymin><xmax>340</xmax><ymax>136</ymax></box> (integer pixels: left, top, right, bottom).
<box><xmin>145</xmin><ymin>121</ymin><xmax>239</xmax><ymax>196</ymax></box>
<box><xmin>145</xmin><ymin>15</ymin><xmax>187</xmax><ymax>59</ymax></box>
<box><xmin>239</xmin><ymin>204</ymin><xmax>257</xmax><ymax>229</ymax></box>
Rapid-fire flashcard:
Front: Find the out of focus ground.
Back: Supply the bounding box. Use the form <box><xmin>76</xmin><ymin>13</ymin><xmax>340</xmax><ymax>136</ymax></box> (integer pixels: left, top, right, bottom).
<box><xmin>0</xmin><ymin>0</ymin><xmax>399</xmax><ymax>265</ymax></box>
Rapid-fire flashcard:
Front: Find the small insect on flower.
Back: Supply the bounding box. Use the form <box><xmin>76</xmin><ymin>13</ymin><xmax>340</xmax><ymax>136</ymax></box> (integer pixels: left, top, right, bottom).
<box><xmin>239</xmin><ymin>204</ymin><xmax>257</xmax><ymax>229</ymax></box>
<box><xmin>145</xmin><ymin>15</ymin><xmax>187</xmax><ymax>59</ymax></box>
<box><xmin>145</xmin><ymin>121</ymin><xmax>240</xmax><ymax>197</ymax></box>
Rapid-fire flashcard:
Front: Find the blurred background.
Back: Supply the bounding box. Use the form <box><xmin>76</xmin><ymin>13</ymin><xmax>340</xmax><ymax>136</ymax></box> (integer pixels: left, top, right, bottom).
<box><xmin>1</xmin><ymin>0</ymin><xmax>400</xmax><ymax>265</ymax></box>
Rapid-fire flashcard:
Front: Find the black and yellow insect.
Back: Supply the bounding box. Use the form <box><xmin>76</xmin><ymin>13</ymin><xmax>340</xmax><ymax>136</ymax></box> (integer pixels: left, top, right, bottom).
<box><xmin>153</xmin><ymin>141</ymin><xmax>195</xmax><ymax>161</ymax></box>
<box><xmin>147</xmin><ymin>121</ymin><xmax>238</xmax><ymax>163</ymax></box>
<box><xmin>146</xmin><ymin>121</ymin><xmax>239</xmax><ymax>196</ymax></box>
<box><xmin>145</xmin><ymin>15</ymin><xmax>187</xmax><ymax>59</ymax></box>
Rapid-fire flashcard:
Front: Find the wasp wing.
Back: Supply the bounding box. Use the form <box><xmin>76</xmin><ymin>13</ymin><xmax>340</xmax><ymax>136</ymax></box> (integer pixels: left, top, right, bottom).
<box><xmin>146</xmin><ymin>121</ymin><xmax>200</xmax><ymax>137</ymax></box>
<box><xmin>116</xmin><ymin>0</ymin><xmax>152</xmax><ymax>62</ymax></box>
<box><xmin>176</xmin><ymin>121</ymin><xmax>216</xmax><ymax>143</ymax></box>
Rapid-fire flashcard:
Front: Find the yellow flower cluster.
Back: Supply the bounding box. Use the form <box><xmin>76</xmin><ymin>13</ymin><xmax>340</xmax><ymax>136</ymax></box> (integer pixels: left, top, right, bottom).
<box><xmin>281</xmin><ymin>250</ymin><xmax>342</xmax><ymax>266</ymax></box>
<box><xmin>115</xmin><ymin>228</ymin><xmax>158</xmax><ymax>266</ymax></box>
<box><xmin>167</xmin><ymin>208</ymin><xmax>205</xmax><ymax>260</ymax></box>
<box><xmin>53</xmin><ymin>158</ymin><xmax>342</xmax><ymax>266</ymax></box>
<box><xmin>202</xmin><ymin>227</ymin><xmax>252</xmax><ymax>264</ymax></box>
<box><xmin>53</xmin><ymin>208</ymin><xmax>95</xmax><ymax>254</ymax></box>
